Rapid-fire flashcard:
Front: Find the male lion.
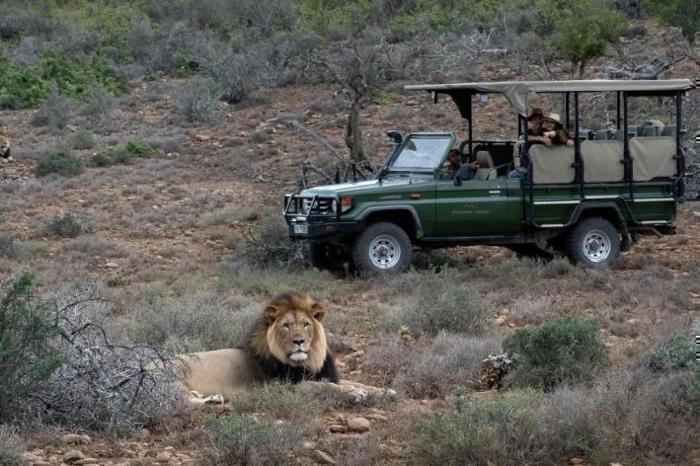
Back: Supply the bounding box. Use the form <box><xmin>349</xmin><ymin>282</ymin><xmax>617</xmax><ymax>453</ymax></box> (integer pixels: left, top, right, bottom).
<box><xmin>177</xmin><ymin>292</ymin><xmax>394</xmax><ymax>404</ymax></box>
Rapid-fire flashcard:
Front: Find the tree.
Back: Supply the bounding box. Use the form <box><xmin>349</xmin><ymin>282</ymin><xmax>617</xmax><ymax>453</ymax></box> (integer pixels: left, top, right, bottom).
<box><xmin>645</xmin><ymin>0</ymin><xmax>700</xmax><ymax>45</ymax></box>
<box><xmin>542</xmin><ymin>0</ymin><xmax>628</xmax><ymax>78</ymax></box>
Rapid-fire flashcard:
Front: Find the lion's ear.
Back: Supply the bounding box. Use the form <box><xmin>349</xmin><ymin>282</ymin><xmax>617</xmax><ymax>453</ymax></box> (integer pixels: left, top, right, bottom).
<box><xmin>263</xmin><ymin>305</ymin><xmax>278</xmax><ymax>324</ymax></box>
<box><xmin>310</xmin><ymin>303</ymin><xmax>326</xmax><ymax>321</ymax></box>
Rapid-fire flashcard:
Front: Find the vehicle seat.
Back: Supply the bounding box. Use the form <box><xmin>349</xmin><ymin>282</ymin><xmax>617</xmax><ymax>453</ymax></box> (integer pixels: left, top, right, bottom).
<box><xmin>594</xmin><ymin>129</ymin><xmax>612</xmax><ymax>140</ymax></box>
<box><xmin>629</xmin><ymin>136</ymin><xmax>677</xmax><ymax>181</ymax></box>
<box><xmin>528</xmin><ymin>145</ymin><xmax>575</xmax><ymax>184</ymax></box>
<box><xmin>475</xmin><ymin>151</ymin><xmax>496</xmax><ymax>180</ymax></box>
<box><xmin>581</xmin><ymin>140</ymin><xmax>624</xmax><ymax>182</ymax></box>
<box><xmin>637</xmin><ymin>120</ymin><xmax>665</xmax><ymax>137</ymax></box>
<box><xmin>660</xmin><ymin>124</ymin><xmax>676</xmax><ymax>137</ymax></box>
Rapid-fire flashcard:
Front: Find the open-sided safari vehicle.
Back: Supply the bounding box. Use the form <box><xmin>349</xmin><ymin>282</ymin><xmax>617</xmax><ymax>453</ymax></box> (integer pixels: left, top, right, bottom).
<box><xmin>283</xmin><ymin>79</ymin><xmax>697</xmax><ymax>274</ymax></box>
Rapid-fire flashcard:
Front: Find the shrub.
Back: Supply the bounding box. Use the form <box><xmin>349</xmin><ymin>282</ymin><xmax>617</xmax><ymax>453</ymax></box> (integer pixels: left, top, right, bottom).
<box><xmin>239</xmin><ymin>216</ymin><xmax>304</xmax><ymax>268</ymax></box>
<box><xmin>88</xmin><ymin>140</ymin><xmax>158</xmax><ymax>167</ymax></box>
<box><xmin>0</xmin><ymin>274</ymin><xmax>61</xmax><ymax>423</ymax></box>
<box><xmin>0</xmin><ymin>234</ymin><xmax>25</xmax><ymax>262</ymax></box>
<box><xmin>393</xmin><ymin>333</ymin><xmax>502</xmax><ymax>398</ymax></box>
<box><xmin>0</xmin><ymin>52</ymin><xmax>127</xmax><ymax>110</ymax></box>
<box><xmin>177</xmin><ymin>78</ymin><xmax>219</xmax><ymax>124</ymax></box>
<box><xmin>503</xmin><ymin>316</ymin><xmax>608</xmax><ymax>389</ymax></box>
<box><xmin>34</xmin><ymin>151</ymin><xmax>85</xmax><ymax>177</ymax></box>
<box><xmin>130</xmin><ymin>289</ymin><xmax>257</xmax><ymax>352</ymax></box>
<box><xmin>70</xmin><ymin>130</ymin><xmax>96</xmax><ymax>150</ymax></box>
<box><xmin>196</xmin><ymin>207</ymin><xmax>258</xmax><ymax>227</ymax></box>
<box><xmin>648</xmin><ymin>335</ymin><xmax>696</xmax><ymax>371</ymax></box>
<box><xmin>0</xmin><ymin>425</ymin><xmax>25</xmax><ymax>466</ymax></box>
<box><xmin>38</xmin><ymin>291</ymin><xmax>184</xmax><ymax>433</ymax></box>
<box><xmin>82</xmin><ymin>87</ymin><xmax>115</xmax><ymax>130</ymax></box>
<box><xmin>40</xmin><ymin>213</ymin><xmax>93</xmax><ymax>238</ymax></box>
<box><xmin>412</xmin><ymin>366</ymin><xmax>700</xmax><ymax>465</ymax></box>
<box><xmin>30</xmin><ymin>88</ymin><xmax>71</xmax><ymax>130</ymax></box>
<box><xmin>205</xmin><ymin>414</ymin><xmax>302</xmax><ymax>466</ymax></box>
<box><xmin>382</xmin><ymin>270</ymin><xmax>489</xmax><ymax>336</ymax></box>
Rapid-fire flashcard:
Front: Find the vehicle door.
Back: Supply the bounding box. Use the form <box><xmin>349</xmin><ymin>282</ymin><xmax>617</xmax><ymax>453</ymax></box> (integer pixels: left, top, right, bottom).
<box><xmin>434</xmin><ymin>176</ymin><xmax>522</xmax><ymax>236</ymax></box>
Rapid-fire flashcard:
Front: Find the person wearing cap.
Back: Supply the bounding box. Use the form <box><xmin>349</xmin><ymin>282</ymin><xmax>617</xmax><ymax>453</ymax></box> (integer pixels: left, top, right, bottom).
<box><xmin>510</xmin><ymin>107</ymin><xmax>545</xmax><ymax>178</ymax></box>
<box><xmin>541</xmin><ymin>112</ymin><xmax>574</xmax><ymax>147</ymax></box>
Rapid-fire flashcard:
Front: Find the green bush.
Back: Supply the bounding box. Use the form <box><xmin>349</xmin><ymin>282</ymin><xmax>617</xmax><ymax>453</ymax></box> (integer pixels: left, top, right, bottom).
<box><xmin>0</xmin><ymin>274</ymin><xmax>61</xmax><ymax>422</ymax></box>
<box><xmin>205</xmin><ymin>414</ymin><xmax>302</xmax><ymax>466</ymax></box>
<box><xmin>503</xmin><ymin>316</ymin><xmax>608</xmax><ymax>389</ymax></box>
<box><xmin>648</xmin><ymin>335</ymin><xmax>696</xmax><ymax>371</ymax></box>
<box><xmin>0</xmin><ymin>52</ymin><xmax>127</xmax><ymax>110</ymax></box>
<box><xmin>88</xmin><ymin>140</ymin><xmax>158</xmax><ymax>167</ymax></box>
<box><xmin>34</xmin><ymin>151</ymin><xmax>85</xmax><ymax>178</ymax></box>
<box><xmin>40</xmin><ymin>213</ymin><xmax>93</xmax><ymax>238</ymax></box>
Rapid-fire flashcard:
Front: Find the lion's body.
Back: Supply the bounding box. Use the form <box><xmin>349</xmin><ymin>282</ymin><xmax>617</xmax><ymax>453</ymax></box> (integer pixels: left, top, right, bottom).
<box><xmin>178</xmin><ymin>292</ymin><xmax>339</xmax><ymax>399</ymax></box>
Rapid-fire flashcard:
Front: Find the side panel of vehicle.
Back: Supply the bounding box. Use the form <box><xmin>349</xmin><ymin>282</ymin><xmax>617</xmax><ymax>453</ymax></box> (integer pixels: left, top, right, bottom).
<box><xmin>346</xmin><ymin>180</ymin><xmax>437</xmax><ymax>237</ymax></box>
<box><xmin>433</xmin><ymin>178</ymin><xmax>522</xmax><ymax>235</ymax></box>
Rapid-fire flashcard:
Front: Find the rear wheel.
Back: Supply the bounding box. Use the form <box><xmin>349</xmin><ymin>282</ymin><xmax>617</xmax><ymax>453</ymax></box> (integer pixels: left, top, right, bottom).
<box><xmin>352</xmin><ymin>222</ymin><xmax>412</xmax><ymax>275</ymax></box>
<box><xmin>565</xmin><ymin>217</ymin><xmax>620</xmax><ymax>268</ymax></box>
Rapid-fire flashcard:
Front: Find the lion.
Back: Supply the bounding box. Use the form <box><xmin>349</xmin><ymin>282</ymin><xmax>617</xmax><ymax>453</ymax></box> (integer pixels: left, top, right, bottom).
<box><xmin>175</xmin><ymin>291</ymin><xmax>396</xmax><ymax>406</ymax></box>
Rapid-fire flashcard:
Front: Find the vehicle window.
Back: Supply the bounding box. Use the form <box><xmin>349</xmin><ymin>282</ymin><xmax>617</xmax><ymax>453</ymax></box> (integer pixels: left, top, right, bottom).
<box><xmin>391</xmin><ymin>136</ymin><xmax>452</xmax><ymax>170</ymax></box>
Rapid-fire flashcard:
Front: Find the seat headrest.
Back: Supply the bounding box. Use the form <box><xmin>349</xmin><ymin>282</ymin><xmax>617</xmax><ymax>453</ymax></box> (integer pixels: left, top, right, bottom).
<box><xmin>476</xmin><ymin>151</ymin><xmax>494</xmax><ymax>168</ymax></box>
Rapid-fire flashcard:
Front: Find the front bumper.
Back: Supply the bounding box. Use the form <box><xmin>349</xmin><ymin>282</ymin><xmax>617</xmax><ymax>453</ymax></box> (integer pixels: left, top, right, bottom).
<box><xmin>286</xmin><ymin>217</ymin><xmax>358</xmax><ymax>239</ymax></box>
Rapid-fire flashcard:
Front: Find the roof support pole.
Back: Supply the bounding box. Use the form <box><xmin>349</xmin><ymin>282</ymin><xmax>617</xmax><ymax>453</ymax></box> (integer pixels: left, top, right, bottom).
<box><xmin>623</xmin><ymin>92</ymin><xmax>633</xmax><ymax>199</ymax></box>
<box><xmin>565</xmin><ymin>92</ymin><xmax>571</xmax><ymax>130</ymax></box>
<box><xmin>468</xmin><ymin>95</ymin><xmax>473</xmax><ymax>158</ymax></box>
<box><xmin>574</xmin><ymin>92</ymin><xmax>583</xmax><ymax>196</ymax></box>
<box><xmin>676</xmin><ymin>91</ymin><xmax>684</xmax><ymax>199</ymax></box>
<box><xmin>616</xmin><ymin>91</ymin><xmax>621</xmax><ymax>130</ymax></box>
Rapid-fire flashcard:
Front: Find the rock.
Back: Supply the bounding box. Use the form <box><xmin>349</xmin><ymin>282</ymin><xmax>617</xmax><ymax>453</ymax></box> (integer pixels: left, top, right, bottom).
<box><xmin>194</xmin><ymin>134</ymin><xmax>211</xmax><ymax>142</ymax></box>
<box><xmin>366</xmin><ymin>413</ymin><xmax>388</xmax><ymax>422</ymax></box>
<box><xmin>31</xmin><ymin>461</ymin><xmax>51</xmax><ymax>466</ymax></box>
<box><xmin>303</xmin><ymin>441</ymin><xmax>317</xmax><ymax>450</ymax></box>
<box><xmin>347</xmin><ymin>416</ymin><xmax>371</xmax><ymax>433</ymax></box>
<box><xmin>105</xmin><ymin>262</ymin><xmax>118</xmax><ymax>268</ymax></box>
<box><xmin>156</xmin><ymin>451</ymin><xmax>172</xmax><ymax>462</ymax></box>
<box><xmin>62</xmin><ymin>450</ymin><xmax>86</xmax><ymax>463</ymax></box>
<box><xmin>74</xmin><ymin>458</ymin><xmax>100</xmax><ymax>465</ymax></box>
<box><xmin>329</xmin><ymin>424</ymin><xmax>347</xmax><ymax>433</ymax></box>
<box><xmin>62</xmin><ymin>434</ymin><xmax>92</xmax><ymax>446</ymax></box>
<box><xmin>312</xmin><ymin>449</ymin><xmax>337</xmax><ymax>464</ymax></box>
<box><xmin>569</xmin><ymin>458</ymin><xmax>585</xmax><ymax>465</ymax></box>
<box><xmin>495</xmin><ymin>316</ymin><xmax>507</xmax><ymax>326</ymax></box>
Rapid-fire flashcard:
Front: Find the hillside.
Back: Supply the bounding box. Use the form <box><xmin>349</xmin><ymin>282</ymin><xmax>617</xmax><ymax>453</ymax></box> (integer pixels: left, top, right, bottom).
<box><xmin>0</xmin><ymin>1</ymin><xmax>699</xmax><ymax>465</ymax></box>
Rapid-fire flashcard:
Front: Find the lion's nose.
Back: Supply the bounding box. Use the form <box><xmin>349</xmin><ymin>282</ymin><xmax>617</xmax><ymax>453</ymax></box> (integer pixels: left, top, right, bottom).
<box><xmin>292</xmin><ymin>338</ymin><xmax>305</xmax><ymax>345</ymax></box>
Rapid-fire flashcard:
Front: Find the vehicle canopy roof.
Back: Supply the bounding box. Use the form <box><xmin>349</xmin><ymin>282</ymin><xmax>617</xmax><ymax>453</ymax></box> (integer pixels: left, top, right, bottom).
<box><xmin>404</xmin><ymin>79</ymin><xmax>696</xmax><ymax>116</ymax></box>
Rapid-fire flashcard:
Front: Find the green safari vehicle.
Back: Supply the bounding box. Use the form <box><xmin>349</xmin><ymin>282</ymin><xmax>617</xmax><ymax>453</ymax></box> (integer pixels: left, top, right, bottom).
<box><xmin>283</xmin><ymin>79</ymin><xmax>696</xmax><ymax>274</ymax></box>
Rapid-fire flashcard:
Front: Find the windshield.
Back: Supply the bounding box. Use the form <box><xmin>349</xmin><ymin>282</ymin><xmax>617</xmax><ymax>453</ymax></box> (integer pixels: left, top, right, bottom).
<box><xmin>390</xmin><ymin>135</ymin><xmax>452</xmax><ymax>170</ymax></box>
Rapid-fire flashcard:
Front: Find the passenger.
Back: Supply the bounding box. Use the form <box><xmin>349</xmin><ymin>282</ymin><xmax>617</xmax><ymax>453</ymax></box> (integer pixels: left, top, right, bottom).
<box><xmin>509</xmin><ymin>107</ymin><xmax>545</xmax><ymax>178</ymax></box>
<box><xmin>541</xmin><ymin>113</ymin><xmax>574</xmax><ymax>147</ymax></box>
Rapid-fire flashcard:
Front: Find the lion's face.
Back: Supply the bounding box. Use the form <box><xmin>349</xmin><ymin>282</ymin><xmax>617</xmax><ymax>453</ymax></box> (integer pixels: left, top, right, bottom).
<box><xmin>259</xmin><ymin>293</ymin><xmax>327</xmax><ymax>370</ymax></box>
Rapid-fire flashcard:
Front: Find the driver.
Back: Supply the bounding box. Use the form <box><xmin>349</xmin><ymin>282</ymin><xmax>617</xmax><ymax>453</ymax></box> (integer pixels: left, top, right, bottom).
<box><xmin>444</xmin><ymin>149</ymin><xmax>479</xmax><ymax>181</ymax></box>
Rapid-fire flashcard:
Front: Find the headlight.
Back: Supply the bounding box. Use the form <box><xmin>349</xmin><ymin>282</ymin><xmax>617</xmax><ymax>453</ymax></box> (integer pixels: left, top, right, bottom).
<box><xmin>339</xmin><ymin>196</ymin><xmax>353</xmax><ymax>213</ymax></box>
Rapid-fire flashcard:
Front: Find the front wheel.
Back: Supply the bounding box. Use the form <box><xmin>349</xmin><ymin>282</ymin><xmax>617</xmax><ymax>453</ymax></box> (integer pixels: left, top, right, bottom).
<box><xmin>352</xmin><ymin>222</ymin><xmax>412</xmax><ymax>275</ymax></box>
<box><xmin>565</xmin><ymin>217</ymin><xmax>620</xmax><ymax>268</ymax></box>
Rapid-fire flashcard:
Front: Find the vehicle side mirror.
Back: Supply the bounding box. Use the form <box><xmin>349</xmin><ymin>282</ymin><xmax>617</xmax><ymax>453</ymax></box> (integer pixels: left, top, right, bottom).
<box><xmin>386</xmin><ymin>131</ymin><xmax>403</xmax><ymax>144</ymax></box>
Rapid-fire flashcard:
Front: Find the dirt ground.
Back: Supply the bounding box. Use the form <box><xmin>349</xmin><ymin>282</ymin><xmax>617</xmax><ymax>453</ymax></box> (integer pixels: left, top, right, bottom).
<box><xmin>1</xmin><ymin>59</ymin><xmax>700</xmax><ymax>465</ymax></box>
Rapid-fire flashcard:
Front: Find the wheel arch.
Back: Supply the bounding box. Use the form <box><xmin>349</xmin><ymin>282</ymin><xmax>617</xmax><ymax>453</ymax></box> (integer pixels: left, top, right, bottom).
<box><xmin>356</xmin><ymin>206</ymin><xmax>423</xmax><ymax>241</ymax></box>
<box><xmin>568</xmin><ymin>202</ymin><xmax>631</xmax><ymax>251</ymax></box>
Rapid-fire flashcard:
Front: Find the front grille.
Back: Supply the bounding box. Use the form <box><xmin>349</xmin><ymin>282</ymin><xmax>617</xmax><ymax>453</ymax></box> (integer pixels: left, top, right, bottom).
<box><xmin>284</xmin><ymin>195</ymin><xmax>335</xmax><ymax>216</ymax></box>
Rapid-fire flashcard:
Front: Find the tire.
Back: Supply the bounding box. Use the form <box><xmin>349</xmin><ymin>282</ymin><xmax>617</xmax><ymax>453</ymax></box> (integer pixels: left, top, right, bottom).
<box><xmin>352</xmin><ymin>222</ymin><xmax>412</xmax><ymax>275</ymax></box>
<box><xmin>565</xmin><ymin>217</ymin><xmax>620</xmax><ymax>268</ymax></box>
